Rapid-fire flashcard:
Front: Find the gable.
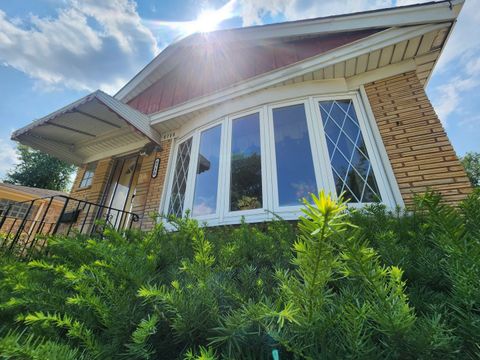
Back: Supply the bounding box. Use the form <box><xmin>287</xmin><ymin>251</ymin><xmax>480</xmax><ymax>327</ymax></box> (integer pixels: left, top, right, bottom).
<box><xmin>127</xmin><ymin>29</ymin><xmax>381</xmax><ymax>115</ymax></box>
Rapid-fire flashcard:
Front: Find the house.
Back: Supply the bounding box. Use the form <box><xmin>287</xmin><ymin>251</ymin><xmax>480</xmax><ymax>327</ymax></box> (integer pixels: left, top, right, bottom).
<box><xmin>11</xmin><ymin>0</ymin><xmax>472</xmax><ymax>231</ymax></box>
<box><xmin>0</xmin><ymin>182</ymin><xmax>68</xmax><ymax>241</ymax></box>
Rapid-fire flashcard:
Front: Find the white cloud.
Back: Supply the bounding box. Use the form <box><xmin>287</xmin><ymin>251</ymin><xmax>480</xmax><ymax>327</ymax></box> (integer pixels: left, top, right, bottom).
<box><xmin>0</xmin><ymin>139</ymin><xmax>19</xmax><ymax>180</ymax></box>
<box><xmin>432</xmin><ymin>76</ymin><xmax>479</xmax><ymax>125</ymax></box>
<box><xmin>427</xmin><ymin>0</ymin><xmax>480</xmax><ymax>126</ymax></box>
<box><xmin>236</xmin><ymin>0</ymin><xmax>393</xmax><ymax>26</ymax></box>
<box><xmin>435</xmin><ymin>0</ymin><xmax>480</xmax><ymax>71</ymax></box>
<box><xmin>0</xmin><ymin>0</ymin><xmax>158</xmax><ymax>94</ymax></box>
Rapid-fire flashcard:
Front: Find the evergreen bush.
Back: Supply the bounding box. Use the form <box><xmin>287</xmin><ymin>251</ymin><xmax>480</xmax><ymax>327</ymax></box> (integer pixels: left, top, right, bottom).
<box><xmin>0</xmin><ymin>190</ymin><xmax>479</xmax><ymax>359</ymax></box>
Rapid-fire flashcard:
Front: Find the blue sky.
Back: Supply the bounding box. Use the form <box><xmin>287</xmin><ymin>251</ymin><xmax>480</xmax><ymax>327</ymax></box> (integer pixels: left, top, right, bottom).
<box><xmin>0</xmin><ymin>0</ymin><xmax>479</xmax><ymax>179</ymax></box>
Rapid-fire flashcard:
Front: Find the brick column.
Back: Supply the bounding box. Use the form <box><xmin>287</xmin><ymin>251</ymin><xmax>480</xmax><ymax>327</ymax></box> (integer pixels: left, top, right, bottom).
<box><xmin>131</xmin><ymin>139</ymin><xmax>173</xmax><ymax>230</ymax></box>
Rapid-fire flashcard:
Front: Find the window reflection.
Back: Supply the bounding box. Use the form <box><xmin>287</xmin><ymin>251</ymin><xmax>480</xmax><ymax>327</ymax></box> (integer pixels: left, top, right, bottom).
<box><xmin>230</xmin><ymin>113</ymin><xmax>262</xmax><ymax>211</ymax></box>
<box><xmin>319</xmin><ymin>100</ymin><xmax>381</xmax><ymax>203</ymax></box>
<box><xmin>192</xmin><ymin>125</ymin><xmax>222</xmax><ymax>216</ymax></box>
<box><xmin>273</xmin><ymin>104</ymin><xmax>317</xmax><ymax>206</ymax></box>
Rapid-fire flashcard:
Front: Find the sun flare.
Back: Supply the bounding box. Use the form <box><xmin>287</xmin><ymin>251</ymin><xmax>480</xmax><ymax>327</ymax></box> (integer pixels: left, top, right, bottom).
<box><xmin>194</xmin><ymin>10</ymin><xmax>221</xmax><ymax>33</ymax></box>
<box><xmin>147</xmin><ymin>0</ymin><xmax>236</xmax><ymax>36</ymax></box>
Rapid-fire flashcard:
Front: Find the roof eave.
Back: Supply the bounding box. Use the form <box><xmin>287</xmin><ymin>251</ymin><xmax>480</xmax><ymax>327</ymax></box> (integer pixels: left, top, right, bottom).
<box><xmin>11</xmin><ymin>91</ymin><xmax>162</xmax><ymax>165</ymax></box>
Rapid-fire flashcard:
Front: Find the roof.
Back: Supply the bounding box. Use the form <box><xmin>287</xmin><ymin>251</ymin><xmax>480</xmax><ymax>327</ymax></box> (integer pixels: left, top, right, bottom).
<box><xmin>0</xmin><ymin>182</ymin><xmax>68</xmax><ymax>200</ymax></box>
<box><xmin>127</xmin><ymin>29</ymin><xmax>380</xmax><ymax>115</ymax></box>
<box><xmin>115</xmin><ymin>0</ymin><xmax>463</xmax><ymax>104</ymax></box>
<box><xmin>11</xmin><ymin>90</ymin><xmax>162</xmax><ymax>164</ymax></box>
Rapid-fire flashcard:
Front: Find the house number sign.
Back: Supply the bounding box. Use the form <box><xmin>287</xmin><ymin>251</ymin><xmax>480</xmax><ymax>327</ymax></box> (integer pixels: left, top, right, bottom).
<box><xmin>151</xmin><ymin>158</ymin><xmax>161</xmax><ymax>179</ymax></box>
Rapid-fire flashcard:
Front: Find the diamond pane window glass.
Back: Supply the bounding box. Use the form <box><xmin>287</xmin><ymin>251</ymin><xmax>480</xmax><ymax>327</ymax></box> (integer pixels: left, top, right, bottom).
<box><xmin>319</xmin><ymin>100</ymin><xmax>381</xmax><ymax>203</ymax></box>
<box><xmin>230</xmin><ymin>113</ymin><xmax>262</xmax><ymax>211</ymax></box>
<box><xmin>168</xmin><ymin>138</ymin><xmax>193</xmax><ymax>217</ymax></box>
<box><xmin>192</xmin><ymin>125</ymin><xmax>222</xmax><ymax>216</ymax></box>
<box><xmin>273</xmin><ymin>104</ymin><xmax>317</xmax><ymax>206</ymax></box>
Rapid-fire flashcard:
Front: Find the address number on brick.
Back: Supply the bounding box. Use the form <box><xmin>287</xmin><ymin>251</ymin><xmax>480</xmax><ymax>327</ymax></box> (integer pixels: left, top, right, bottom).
<box><xmin>151</xmin><ymin>158</ymin><xmax>161</xmax><ymax>179</ymax></box>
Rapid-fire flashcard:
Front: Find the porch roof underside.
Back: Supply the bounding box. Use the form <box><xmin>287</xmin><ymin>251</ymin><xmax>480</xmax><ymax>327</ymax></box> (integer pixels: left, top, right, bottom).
<box><xmin>12</xmin><ymin>91</ymin><xmax>162</xmax><ymax>165</ymax></box>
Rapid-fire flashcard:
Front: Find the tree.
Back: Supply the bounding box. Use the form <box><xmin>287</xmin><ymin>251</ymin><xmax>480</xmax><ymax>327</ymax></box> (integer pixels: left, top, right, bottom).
<box><xmin>4</xmin><ymin>145</ymin><xmax>75</xmax><ymax>191</ymax></box>
<box><xmin>461</xmin><ymin>152</ymin><xmax>480</xmax><ymax>187</ymax></box>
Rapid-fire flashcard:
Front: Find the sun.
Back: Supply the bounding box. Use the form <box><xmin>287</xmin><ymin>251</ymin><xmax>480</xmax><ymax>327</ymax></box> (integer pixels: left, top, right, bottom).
<box><xmin>194</xmin><ymin>10</ymin><xmax>223</xmax><ymax>33</ymax></box>
<box><xmin>145</xmin><ymin>0</ymin><xmax>235</xmax><ymax>36</ymax></box>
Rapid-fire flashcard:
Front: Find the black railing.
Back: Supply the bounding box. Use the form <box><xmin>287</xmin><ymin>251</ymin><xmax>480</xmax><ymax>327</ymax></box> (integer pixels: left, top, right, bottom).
<box><xmin>0</xmin><ymin>195</ymin><xmax>139</xmax><ymax>258</ymax></box>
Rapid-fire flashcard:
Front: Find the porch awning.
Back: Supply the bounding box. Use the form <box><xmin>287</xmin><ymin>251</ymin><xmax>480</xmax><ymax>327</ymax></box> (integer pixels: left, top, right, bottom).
<box><xmin>11</xmin><ymin>90</ymin><xmax>161</xmax><ymax>165</ymax></box>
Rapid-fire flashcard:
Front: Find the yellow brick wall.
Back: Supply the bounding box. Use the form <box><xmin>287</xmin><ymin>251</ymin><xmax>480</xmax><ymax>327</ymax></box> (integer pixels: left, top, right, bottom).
<box><xmin>68</xmin><ymin>140</ymin><xmax>172</xmax><ymax>231</ymax></box>
<box><xmin>70</xmin><ymin>157</ymin><xmax>114</xmax><ymax>204</ymax></box>
<box><xmin>133</xmin><ymin>139</ymin><xmax>172</xmax><ymax>230</ymax></box>
<box><xmin>364</xmin><ymin>71</ymin><xmax>472</xmax><ymax>206</ymax></box>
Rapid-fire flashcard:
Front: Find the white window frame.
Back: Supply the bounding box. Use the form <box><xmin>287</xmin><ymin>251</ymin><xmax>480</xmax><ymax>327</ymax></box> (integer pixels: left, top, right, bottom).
<box><xmin>163</xmin><ymin>135</ymin><xmax>195</xmax><ymax>218</ymax></box>
<box><xmin>221</xmin><ymin>107</ymin><xmax>271</xmax><ymax>224</ymax></box>
<box><xmin>78</xmin><ymin>163</ymin><xmax>96</xmax><ymax>189</ymax></box>
<box><xmin>162</xmin><ymin>90</ymin><xmax>400</xmax><ymax>225</ymax></box>
<box><xmin>189</xmin><ymin>120</ymin><xmax>225</xmax><ymax>222</ymax></box>
<box><xmin>266</xmin><ymin>98</ymin><xmax>328</xmax><ymax>219</ymax></box>
<box><xmin>311</xmin><ymin>92</ymin><xmax>396</xmax><ymax>208</ymax></box>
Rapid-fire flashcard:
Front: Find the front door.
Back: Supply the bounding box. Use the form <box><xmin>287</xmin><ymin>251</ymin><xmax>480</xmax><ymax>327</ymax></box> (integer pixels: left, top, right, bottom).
<box><xmin>102</xmin><ymin>155</ymin><xmax>141</xmax><ymax>229</ymax></box>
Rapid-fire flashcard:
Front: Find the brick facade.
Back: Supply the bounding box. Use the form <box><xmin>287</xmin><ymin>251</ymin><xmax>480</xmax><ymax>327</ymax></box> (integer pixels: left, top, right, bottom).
<box><xmin>133</xmin><ymin>139</ymin><xmax>172</xmax><ymax>230</ymax></box>
<box><xmin>68</xmin><ymin>139</ymin><xmax>172</xmax><ymax>231</ymax></box>
<box><xmin>364</xmin><ymin>71</ymin><xmax>472</xmax><ymax>206</ymax></box>
<box><xmin>64</xmin><ymin>72</ymin><xmax>471</xmax><ymax>226</ymax></box>
<box><xmin>71</xmin><ymin>157</ymin><xmax>114</xmax><ymax>204</ymax></box>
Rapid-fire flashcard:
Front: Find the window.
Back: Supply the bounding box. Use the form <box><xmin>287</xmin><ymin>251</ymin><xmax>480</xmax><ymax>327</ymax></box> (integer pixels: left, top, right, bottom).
<box><xmin>168</xmin><ymin>138</ymin><xmax>193</xmax><ymax>217</ymax></box>
<box><xmin>272</xmin><ymin>104</ymin><xmax>317</xmax><ymax>207</ymax></box>
<box><xmin>164</xmin><ymin>92</ymin><xmax>398</xmax><ymax>225</ymax></box>
<box><xmin>0</xmin><ymin>199</ymin><xmax>34</xmax><ymax>219</ymax></box>
<box><xmin>319</xmin><ymin>100</ymin><xmax>381</xmax><ymax>203</ymax></box>
<box><xmin>192</xmin><ymin>125</ymin><xmax>222</xmax><ymax>216</ymax></box>
<box><xmin>79</xmin><ymin>163</ymin><xmax>96</xmax><ymax>189</ymax></box>
<box><xmin>230</xmin><ymin>113</ymin><xmax>262</xmax><ymax>211</ymax></box>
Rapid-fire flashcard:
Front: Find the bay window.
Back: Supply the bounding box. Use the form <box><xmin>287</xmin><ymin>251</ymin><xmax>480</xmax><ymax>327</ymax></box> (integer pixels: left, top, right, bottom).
<box><xmin>164</xmin><ymin>92</ymin><xmax>398</xmax><ymax>224</ymax></box>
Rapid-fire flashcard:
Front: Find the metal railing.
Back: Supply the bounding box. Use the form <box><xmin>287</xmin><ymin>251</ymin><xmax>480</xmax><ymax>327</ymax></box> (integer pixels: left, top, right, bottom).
<box><xmin>0</xmin><ymin>195</ymin><xmax>139</xmax><ymax>258</ymax></box>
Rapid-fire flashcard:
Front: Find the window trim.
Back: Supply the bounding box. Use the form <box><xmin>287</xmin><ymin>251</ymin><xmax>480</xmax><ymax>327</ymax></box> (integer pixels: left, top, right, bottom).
<box><xmin>164</xmin><ymin>136</ymin><xmax>194</xmax><ymax>218</ymax></box>
<box><xmin>189</xmin><ymin>122</ymin><xmax>224</xmax><ymax>221</ymax></box>
<box><xmin>222</xmin><ymin>107</ymin><xmax>270</xmax><ymax>222</ymax></box>
<box><xmin>311</xmin><ymin>93</ymin><xmax>393</xmax><ymax>208</ymax></box>
<box><xmin>266</xmin><ymin>98</ymin><xmax>327</xmax><ymax>216</ymax></box>
<box><xmin>162</xmin><ymin>90</ymin><xmax>401</xmax><ymax>225</ymax></box>
<box><xmin>78</xmin><ymin>163</ymin><xmax>96</xmax><ymax>189</ymax></box>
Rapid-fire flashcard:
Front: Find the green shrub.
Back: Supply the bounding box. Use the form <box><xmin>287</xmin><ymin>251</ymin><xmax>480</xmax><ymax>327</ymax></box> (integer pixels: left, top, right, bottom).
<box><xmin>0</xmin><ymin>190</ymin><xmax>479</xmax><ymax>359</ymax></box>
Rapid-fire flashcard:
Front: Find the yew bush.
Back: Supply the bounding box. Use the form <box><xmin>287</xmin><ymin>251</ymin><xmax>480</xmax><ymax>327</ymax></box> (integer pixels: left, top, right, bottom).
<box><xmin>0</xmin><ymin>190</ymin><xmax>479</xmax><ymax>359</ymax></box>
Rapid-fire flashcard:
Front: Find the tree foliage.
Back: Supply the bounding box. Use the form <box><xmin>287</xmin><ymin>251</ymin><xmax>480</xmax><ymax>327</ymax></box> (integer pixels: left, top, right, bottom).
<box><xmin>4</xmin><ymin>145</ymin><xmax>75</xmax><ymax>191</ymax></box>
<box><xmin>1</xmin><ymin>190</ymin><xmax>480</xmax><ymax>359</ymax></box>
<box><xmin>461</xmin><ymin>151</ymin><xmax>480</xmax><ymax>187</ymax></box>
